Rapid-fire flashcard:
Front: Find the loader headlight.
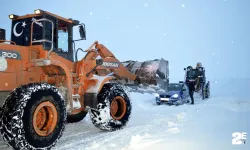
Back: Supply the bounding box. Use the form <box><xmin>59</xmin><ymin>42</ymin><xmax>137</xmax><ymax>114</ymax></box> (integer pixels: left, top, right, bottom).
<box><xmin>172</xmin><ymin>94</ymin><xmax>179</xmax><ymax>98</ymax></box>
<box><xmin>9</xmin><ymin>14</ymin><xmax>14</xmax><ymax>19</ymax></box>
<box><xmin>34</xmin><ymin>9</ymin><xmax>43</xmax><ymax>15</ymax></box>
<box><xmin>0</xmin><ymin>56</ymin><xmax>7</xmax><ymax>71</ymax></box>
<box><xmin>9</xmin><ymin>14</ymin><xmax>18</xmax><ymax>19</ymax></box>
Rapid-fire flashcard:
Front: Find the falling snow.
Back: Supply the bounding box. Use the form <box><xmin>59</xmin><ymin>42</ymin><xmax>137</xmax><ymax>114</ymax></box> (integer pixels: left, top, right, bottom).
<box><xmin>144</xmin><ymin>3</ymin><xmax>148</xmax><ymax>7</ymax></box>
<box><xmin>90</xmin><ymin>12</ymin><xmax>93</xmax><ymax>16</ymax></box>
<box><xmin>181</xmin><ymin>4</ymin><xmax>185</xmax><ymax>8</ymax></box>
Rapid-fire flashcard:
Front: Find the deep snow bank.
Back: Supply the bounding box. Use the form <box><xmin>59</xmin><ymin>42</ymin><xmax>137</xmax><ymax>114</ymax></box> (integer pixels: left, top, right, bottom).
<box><xmin>125</xmin><ymin>78</ymin><xmax>250</xmax><ymax>150</ymax></box>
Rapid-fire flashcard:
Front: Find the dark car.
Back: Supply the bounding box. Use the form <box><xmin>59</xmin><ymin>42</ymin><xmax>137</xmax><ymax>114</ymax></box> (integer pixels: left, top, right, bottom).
<box><xmin>155</xmin><ymin>82</ymin><xmax>190</xmax><ymax>105</ymax></box>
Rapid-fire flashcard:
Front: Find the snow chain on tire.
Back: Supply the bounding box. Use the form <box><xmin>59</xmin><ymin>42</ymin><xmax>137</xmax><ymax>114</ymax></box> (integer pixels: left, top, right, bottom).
<box><xmin>0</xmin><ymin>83</ymin><xmax>66</xmax><ymax>150</ymax></box>
<box><xmin>90</xmin><ymin>83</ymin><xmax>132</xmax><ymax>131</ymax></box>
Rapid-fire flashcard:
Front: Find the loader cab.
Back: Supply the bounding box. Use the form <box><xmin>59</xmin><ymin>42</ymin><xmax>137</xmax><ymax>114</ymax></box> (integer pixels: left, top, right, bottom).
<box><xmin>9</xmin><ymin>9</ymin><xmax>86</xmax><ymax>62</ymax></box>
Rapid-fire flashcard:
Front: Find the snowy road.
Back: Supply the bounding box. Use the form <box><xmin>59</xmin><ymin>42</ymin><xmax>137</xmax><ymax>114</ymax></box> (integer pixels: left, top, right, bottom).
<box><xmin>0</xmin><ymin>79</ymin><xmax>249</xmax><ymax>150</ymax></box>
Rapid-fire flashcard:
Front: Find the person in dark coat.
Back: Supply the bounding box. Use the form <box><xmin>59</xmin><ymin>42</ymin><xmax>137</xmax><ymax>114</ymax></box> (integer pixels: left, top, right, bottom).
<box><xmin>187</xmin><ymin>80</ymin><xmax>196</xmax><ymax>104</ymax></box>
<box><xmin>185</xmin><ymin>63</ymin><xmax>203</xmax><ymax>104</ymax></box>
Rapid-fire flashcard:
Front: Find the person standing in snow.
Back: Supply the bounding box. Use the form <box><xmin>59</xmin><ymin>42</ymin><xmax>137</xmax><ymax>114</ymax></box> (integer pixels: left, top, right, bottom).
<box><xmin>187</xmin><ymin>80</ymin><xmax>195</xmax><ymax>104</ymax></box>
<box><xmin>185</xmin><ymin>62</ymin><xmax>202</xmax><ymax>104</ymax></box>
<box><xmin>194</xmin><ymin>62</ymin><xmax>202</xmax><ymax>91</ymax></box>
<box><xmin>196</xmin><ymin>62</ymin><xmax>202</xmax><ymax>68</ymax></box>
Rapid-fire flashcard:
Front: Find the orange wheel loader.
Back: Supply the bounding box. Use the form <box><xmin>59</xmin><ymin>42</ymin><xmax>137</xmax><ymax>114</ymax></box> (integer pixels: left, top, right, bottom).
<box><xmin>0</xmin><ymin>9</ymin><xmax>169</xmax><ymax>150</ymax></box>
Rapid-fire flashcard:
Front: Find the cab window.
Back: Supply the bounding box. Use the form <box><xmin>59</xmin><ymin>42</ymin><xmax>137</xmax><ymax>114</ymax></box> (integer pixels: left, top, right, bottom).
<box><xmin>58</xmin><ymin>21</ymin><xmax>68</xmax><ymax>52</ymax></box>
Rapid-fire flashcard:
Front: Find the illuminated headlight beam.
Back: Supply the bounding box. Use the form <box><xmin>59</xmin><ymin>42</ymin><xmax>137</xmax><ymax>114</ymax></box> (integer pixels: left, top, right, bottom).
<box><xmin>172</xmin><ymin>94</ymin><xmax>179</xmax><ymax>98</ymax></box>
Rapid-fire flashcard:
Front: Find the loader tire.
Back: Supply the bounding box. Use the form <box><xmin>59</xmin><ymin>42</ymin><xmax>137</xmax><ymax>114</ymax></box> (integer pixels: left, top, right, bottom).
<box><xmin>0</xmin><ymin>83</ymin><xmax>66</xmax><ymax>150</ymax></box>
<box><xmin>201</xmin><ymin>83</ymin><xmax>206</xmax><ymax>100</ymax></box>
<box><xmin>67</xmin><ymin>111</ymin><xmax>88</xmax><ymax>123</ymax></box>
<box><xmin>205</xmin><ymin>82</ymin><xmax>210</xmax><ymax>98</ymax></box>
<box><xmin>90</xmin><ymin>83</ymin><xmax>132</xmax><ymax>131</ymax></box>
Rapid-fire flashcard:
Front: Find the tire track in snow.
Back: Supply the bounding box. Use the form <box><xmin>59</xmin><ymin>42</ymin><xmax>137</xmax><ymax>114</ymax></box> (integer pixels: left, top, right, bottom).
<box><xmin>54</xmin><ymin>108</ymin><xmax>189</xmax><ymax>150</ymax></box>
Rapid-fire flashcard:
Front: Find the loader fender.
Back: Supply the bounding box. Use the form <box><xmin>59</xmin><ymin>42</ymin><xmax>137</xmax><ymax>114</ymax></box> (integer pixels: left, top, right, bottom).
<box><xmin>84</xmin><ymin>75</ymin><xmax>115</xmax><ymax>109</ymax></box>
<box><xmin>85</xmin><ymin>75</ymin><xmax>115</xmax><ymax>94</ymax></box>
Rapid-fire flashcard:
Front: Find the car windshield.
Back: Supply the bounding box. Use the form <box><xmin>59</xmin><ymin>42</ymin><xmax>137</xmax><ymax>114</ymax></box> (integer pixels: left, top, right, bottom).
<box><xmin>169</xmin><ymin>84</ymin><xmax>182</xmax><ymax>91</ymax></box>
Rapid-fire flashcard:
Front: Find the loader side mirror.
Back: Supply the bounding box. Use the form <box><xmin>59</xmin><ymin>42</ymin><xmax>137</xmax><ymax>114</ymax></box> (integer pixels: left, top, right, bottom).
<box><xmin>79</xmin><ymin>25</ymin><xmax>86</xmax><ymax>40</ymax></box>
<box><xmin>184</xmin><ymin>68</ymin><xmax>186</xmax><ymax>71</ymax></box>
<box><xmin>73</xmin><ymin>24</ymin><xmax>86</xmax><ymax>41</ymax></box>
<box><xmin>0</xmin><ymin>29</ymin><xmax>6</xmax><ymax>40</ymax></box>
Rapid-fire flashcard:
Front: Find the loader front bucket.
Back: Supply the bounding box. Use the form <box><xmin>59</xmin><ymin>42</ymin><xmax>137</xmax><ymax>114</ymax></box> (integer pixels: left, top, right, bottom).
<box><xmin>122</xmin><ymin>58</ymin><xmax>169</xmax><ymax>93</ymax></box>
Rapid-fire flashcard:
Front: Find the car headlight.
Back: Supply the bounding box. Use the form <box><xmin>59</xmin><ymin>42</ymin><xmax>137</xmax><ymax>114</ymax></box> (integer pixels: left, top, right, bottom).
<box><xmin>154</xmin><ymin>93</ymin><xmax>160</xmax><ymax>98</ymax></box>
<box><xmin>0</xmin><ymin>56</ymin><xmax>7</xmax><ymax>71</ymax></box>
<box><xmin>172</xmin><ymin>94</ymin><xmax>179</xmax><ymax>98</ymax></box>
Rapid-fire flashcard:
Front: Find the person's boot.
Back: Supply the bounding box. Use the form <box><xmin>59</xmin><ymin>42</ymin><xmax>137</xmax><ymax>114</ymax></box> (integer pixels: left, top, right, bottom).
<box><xmin>191</xmin><ymin>99</ymin><xmax>194</xmax><ymax>104</ymax></box>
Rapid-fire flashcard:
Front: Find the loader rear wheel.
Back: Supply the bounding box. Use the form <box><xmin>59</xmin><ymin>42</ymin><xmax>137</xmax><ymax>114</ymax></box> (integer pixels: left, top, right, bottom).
<box><xmin>90</xmin><ymin>83</ymin><xmax>132</xmax><ymax>131</ymax></box>
<box><xmin>0</xmin><ymin>83</ymin><xmax>66</xmax><ymax>150</ymax></box>
<box><xmin>67</xmin><ymin>110</ymin><xmax>88</xmax><ymax>123</ymax></box>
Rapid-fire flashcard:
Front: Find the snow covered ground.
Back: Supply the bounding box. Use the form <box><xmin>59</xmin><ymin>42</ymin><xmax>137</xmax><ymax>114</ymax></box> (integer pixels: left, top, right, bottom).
<box><xmin>0</xmin><ymin>78</ymin><xmax>249</xmax><ymax>150</ymax></box>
